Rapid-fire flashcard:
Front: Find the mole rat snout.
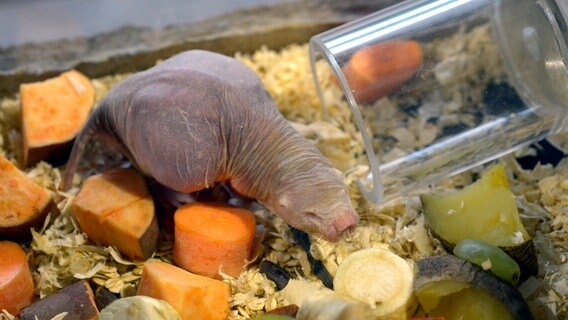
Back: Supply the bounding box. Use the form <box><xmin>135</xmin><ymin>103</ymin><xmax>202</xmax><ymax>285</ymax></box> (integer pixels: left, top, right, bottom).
<box><xmin>324</xmin><ymin>208</ymin><xmax>358</xmax><ymax>242</ymax></box>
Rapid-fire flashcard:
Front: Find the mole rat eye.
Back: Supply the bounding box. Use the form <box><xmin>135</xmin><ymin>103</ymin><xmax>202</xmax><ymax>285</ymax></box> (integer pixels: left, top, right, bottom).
<box><xmin>303</xmin><ymin>211</ymin><xmax>320</xmax><ymax>221</ymax></box>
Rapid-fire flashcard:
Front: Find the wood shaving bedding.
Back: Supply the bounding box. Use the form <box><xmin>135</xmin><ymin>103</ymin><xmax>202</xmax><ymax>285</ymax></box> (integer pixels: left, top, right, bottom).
<box><xmin>0</xmin><ymin>40</ymin><xmax>566</xmax><ymax>319</ymax></box>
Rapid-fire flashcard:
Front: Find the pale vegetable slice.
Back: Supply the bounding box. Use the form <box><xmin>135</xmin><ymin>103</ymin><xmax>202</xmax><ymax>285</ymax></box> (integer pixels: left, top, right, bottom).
<box><xmin>262</xmin><ymin>262</ymin><xmax>372</xmax><ymax>320</ymax></box>
<box><xmin>99</xmin><ymin>296</ymin><xmax>181</xmax><ymax>320</ymax></box>
<box><xmin>421</xmin><ymin>163</ymin><xmax>537</xmax><ymax>277</ymax></box>
<box><xmin>296</xmin><ymin>295</ymin><xmax>376</xmax><ymax>320</ymax></box>
<box><xmin>279</xmin><ymin>279</ymin><xmax>333</xmax><ymax>308</ymax></box>
<box><xmin>333</xmin><ymin>248</ymin><xmax>415</xmax><ymax>318</ymax></box>
<box><xmin>279</xmin><ymin>279</ymin><xmax>375</xmax><ymax>320</ymax></box>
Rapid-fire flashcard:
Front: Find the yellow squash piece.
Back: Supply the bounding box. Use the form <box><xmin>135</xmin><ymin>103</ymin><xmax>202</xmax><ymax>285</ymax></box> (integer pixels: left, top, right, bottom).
<box><xmin>414</xmin><ymin>255</ymin><xmax>533</xmax><ymax>320</ymax></box>
<box><xmin>420</xmin><ymin>163</ymin><xmax>537</xmax><ymax>276</ymax></box>
<box><xmin>416</xmin><ymin>283</ymin><xmax>513</xmax><ymax>320</ymax></box>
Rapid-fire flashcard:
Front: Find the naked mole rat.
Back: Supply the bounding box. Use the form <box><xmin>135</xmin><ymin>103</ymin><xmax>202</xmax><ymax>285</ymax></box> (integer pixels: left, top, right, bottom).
<box><xmin>62</xmin><ymin>50</ymin><xmax>358</xmax><ymax>242</ymax></box>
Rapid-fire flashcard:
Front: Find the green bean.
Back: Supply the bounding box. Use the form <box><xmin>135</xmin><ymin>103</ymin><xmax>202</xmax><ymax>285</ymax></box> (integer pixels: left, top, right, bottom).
<box><xmin>453</xmin><ymin>239</ymin><xmax>521</xmax><ymax>284</ymax></box>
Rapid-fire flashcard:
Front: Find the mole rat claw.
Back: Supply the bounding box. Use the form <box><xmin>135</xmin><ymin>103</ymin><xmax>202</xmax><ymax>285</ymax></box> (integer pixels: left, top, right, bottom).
<box><xmin>325</xmin><ymin>209</ymin><xmax>358</xmax><ymax>242</ymax></box>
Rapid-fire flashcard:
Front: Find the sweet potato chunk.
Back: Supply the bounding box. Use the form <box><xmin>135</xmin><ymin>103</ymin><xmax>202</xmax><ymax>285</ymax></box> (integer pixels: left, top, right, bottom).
<box><xmin>0</xmin><ymin>155</ymin><xmax>54</xmax><ymax>241</ymax></box>
<box><xmin>137</xmin><ymin>261</ymin><xmax>231</xmax><ymax>320</ymax></box>
<box><xmin>20</xmin><ymin>70</ymin><xmax>95</xmax><ymax>167</ymax></box>
<box><xmin>71</xmin><ymin>168</ymin><xmax>158</xmax><ymax>260</ymax></box>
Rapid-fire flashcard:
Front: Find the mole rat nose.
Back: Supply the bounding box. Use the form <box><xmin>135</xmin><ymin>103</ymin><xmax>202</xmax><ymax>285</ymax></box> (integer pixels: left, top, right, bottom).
<box><xmin>325</xmin><ymin>209</ymin><xmax>358</xmax><ymax>242</ymax></box>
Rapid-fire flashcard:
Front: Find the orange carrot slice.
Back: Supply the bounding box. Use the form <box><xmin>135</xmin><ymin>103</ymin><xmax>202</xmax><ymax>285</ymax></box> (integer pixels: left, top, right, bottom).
<box><xmin>20</xmin><ymin>70</ymin><xmax>95</xmax><ymax>167</ymax></box>
<box><xmin>137</xmin><ymin>261</ymin><xmax>231</xmax><ymax>320</ymax></box>
<box><xmin>72</xmin><ymin>168</ymin><xmax>158</xmax><ymax>260</ymax></box>
<box><xmin>173</xmin><ymin>203</ymin><xmax>256</xmax><ymax>279</ymax></box>
<box><xmin>0</xmin><ymin>241</ymin><xmax>35</xmax><ymax>315</ymax></box>
<box><xmin>341</xmin><ymin>40</ymin><xmax>423</xmax><ymax>103</ymax></box>
<box><xmin>0</xmin><ymin>155</ymin><xmax>54</xmax><ymax>241</ymax></box>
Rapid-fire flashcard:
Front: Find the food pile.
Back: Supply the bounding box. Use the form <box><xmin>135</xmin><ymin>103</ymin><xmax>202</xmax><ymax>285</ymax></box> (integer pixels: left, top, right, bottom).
<box><xmin>0</xmin><ymin>27</ymin><xmax>567</xmax><ymax>320</ymax></box>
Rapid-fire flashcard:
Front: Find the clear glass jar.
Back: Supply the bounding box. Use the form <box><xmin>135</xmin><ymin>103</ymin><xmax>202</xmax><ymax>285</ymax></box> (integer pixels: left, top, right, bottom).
<box><xmin>309</xmin><ymin>0</ymin><xmax>568</xmax><ymax>203</ymax></box>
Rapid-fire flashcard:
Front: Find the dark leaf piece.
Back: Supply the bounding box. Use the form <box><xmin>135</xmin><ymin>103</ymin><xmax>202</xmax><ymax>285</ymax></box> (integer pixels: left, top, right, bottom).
<box><xmin>290</xmin><ymin>228</ymin><xmax>334</xmax><ymax>289</ymax></box>
<box><xmin>260</xmin><ymin>261</ymin><xmax>293</xmax><ymax>290</ymax></box>
<box><xmin>94</xmin><ymin>286</ymin><xmax>118</xmax><ymax>311</ymax></box>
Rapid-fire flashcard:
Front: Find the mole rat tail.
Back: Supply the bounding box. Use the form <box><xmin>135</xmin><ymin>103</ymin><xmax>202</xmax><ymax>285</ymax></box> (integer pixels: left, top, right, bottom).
<box><xmin>60</xmin><ymin>121</ymin><xmax>94</xmax><ymax>191</ymax></box>
<box><xmin>60</xmin><ymin>108</ymin><xmax>101</xmax><ymax>191</ymax></box>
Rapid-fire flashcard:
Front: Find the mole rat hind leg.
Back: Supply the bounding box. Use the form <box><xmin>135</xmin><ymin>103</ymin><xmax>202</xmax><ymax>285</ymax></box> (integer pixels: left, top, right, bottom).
<box><xmin>148</xmin><ymin>181</ymin><xmax>196</xmax><ymax>211</ymax></box>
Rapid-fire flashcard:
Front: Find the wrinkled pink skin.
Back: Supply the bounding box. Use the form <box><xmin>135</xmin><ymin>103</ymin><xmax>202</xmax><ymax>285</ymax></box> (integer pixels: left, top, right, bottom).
<box><xmin>63</xmin><ymin>50</ymin><xmax>358</xmax><ymax>242</ymax></box>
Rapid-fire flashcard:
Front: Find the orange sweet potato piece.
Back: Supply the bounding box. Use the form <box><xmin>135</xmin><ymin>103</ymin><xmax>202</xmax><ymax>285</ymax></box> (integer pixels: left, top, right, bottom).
<box><xmin>0</xmin><ymin>241</ymin><xmax>35</xmax><ymax>315</ymax></box>
<box><xmin>137</xmin><ymin>261</ymin><xmax>231</xmax><ymax>320</ymax></box>
<box><xmin>0</xmin><ymin>155</ymin><xmax>54</xmax><ymax>241</ymax></box>
<box><xmin>71</xmin><ymin>168</ymin><xmax>158</xmax><ymax>260</ymax></box>
<box><xmin>173</xmin><ymin>203</ymin><xmax>256</xmax><ymax>279</ymax></box>
<box><xmin>341</xmin><ymin>40</ymin><xmax>423</xmax><ymax>103</ymax></box>
<box><xmin>20</xmin><ymin>70</ymin><xmax>95</xmax><ymax>167</ymax></box>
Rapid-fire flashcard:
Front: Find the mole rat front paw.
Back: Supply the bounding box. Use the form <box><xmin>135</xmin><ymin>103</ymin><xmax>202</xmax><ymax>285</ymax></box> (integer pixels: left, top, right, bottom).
<box><xmin>323</xmin><ymin>209</ymin><xmax>358</xmax><ymax>242</ymax></box>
